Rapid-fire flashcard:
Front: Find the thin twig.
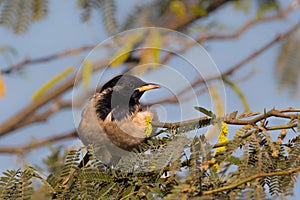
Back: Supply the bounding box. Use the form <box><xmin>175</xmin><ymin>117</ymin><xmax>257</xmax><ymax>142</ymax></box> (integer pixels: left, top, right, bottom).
<box><xmin>0</xmin><ymin>131</ymin><xmax>77</xmax><ymax>154</ymax></box>
<box><xmin>0</xmin><ymin>1</ymin><xmax>234</xmax><ymax>75</ymax></box>
<box><xmin>152</xmin><ymin>108</ymin><xmax>299</xmax><ymax>129</ymax></box>
<box><xmin>149</xmin><ymin>20</ymin><xmax>300</xmax><ymax>106</ymax></box>
<box><xmin>197</xmin><ymin>0</ymin><xmax>300</xmax><ymax>42</ymax></box>
<box><xmin>158</xmin><ymin>0</ymin><xmax>234</xmax><ymax>30</ymax></box>
<box><xmin>15</xmin><ymin>99</ymin><xmax>72</xmax><ymax>130</ymax></box>
<box><xmin>3</xmin><ymin>0</ymin><xmax>297</xmax><ymax>75</ymax></box>
<box><xmin>1</xmin><ymin>45</ymin><xmax>96</xmax><ymax>74</ymax></box>
<box><xmin>201</xmin><ymin>166</ymin><xmax>300</xmax><ymax>196</ymax></box>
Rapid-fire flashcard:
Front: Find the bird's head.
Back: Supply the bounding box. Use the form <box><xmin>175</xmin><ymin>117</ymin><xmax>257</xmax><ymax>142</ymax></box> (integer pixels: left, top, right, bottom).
<box><xmin>96</xmin><ymin>75</ymin><xmax>160</xmax><ymax>120</ymax></box>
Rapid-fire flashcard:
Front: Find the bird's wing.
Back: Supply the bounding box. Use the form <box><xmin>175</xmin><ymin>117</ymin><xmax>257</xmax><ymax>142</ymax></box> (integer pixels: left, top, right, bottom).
<box><xmin>77</xmin><ymin>98</ymin><xmax>113</xmax><ymax>164</ymax></box>
<box><xmin>77</xmin><ymin>98</ymin><xmax>128</xmax><ymax>165</ymax></box>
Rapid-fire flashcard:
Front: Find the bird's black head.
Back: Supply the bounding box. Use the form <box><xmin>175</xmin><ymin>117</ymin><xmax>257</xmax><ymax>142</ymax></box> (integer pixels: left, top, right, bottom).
<box><xmin>96</xmin><ymin>75</ymin><xmax>160</xmax><ymax>120</ymax></box>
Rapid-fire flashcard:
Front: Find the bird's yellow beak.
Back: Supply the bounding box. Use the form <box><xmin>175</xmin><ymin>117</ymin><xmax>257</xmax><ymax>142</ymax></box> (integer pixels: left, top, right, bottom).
<box><xmin>135</xmin><ymin>84</ymin><xmax>160</xmax><ymax>92</ymax></box>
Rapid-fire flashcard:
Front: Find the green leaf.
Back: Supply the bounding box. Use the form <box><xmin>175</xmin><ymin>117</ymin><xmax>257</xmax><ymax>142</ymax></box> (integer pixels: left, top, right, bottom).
<box><xmin>225</xmin><ymin>156</ymin><xmax>242</xmax><ymax>166</ymax></box>
<box><xmin>190</xmin><ymin>7</ymin><xmax>207</xmax><ymax>16</ymax></box>
<box><xmin>194</xmin><ymin>106</ymin><xmax>216</xmax><ymax>118</ymax></box>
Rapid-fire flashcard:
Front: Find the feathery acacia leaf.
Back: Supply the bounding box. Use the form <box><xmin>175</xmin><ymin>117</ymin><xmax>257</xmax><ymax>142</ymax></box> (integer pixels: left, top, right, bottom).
<box><xmin>0</xmin><ymin>0</ymin><xmax>48</xmax><ymax>34</ymax></box>
<box><xmin>276</xmin><ymin>33</ymin><xmax>300</xmax><ymax>98</ymax></box>
<box><xmin>32</xmin><ymin>0</ymin><xmax>48</xmax><ymax>20</ymax></box>
<box><xmin>77</xmin><ymin>0</ymin><xmax>118</xmax><ymax>35</ymax></box>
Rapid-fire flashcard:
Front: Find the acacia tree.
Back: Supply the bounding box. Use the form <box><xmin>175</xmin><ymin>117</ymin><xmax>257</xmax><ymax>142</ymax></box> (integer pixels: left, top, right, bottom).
<box><xmin>0</xmin><ymin>0</ymin><xmax>299</xmax><ymax>199</ymax></box>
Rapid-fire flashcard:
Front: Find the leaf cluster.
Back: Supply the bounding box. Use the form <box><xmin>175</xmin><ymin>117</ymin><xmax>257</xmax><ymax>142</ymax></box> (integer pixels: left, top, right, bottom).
<box><xmin>0</xmin><ymin>111</ymin><xmax>299</xmax><ymax>199</ymax></box>
<box><xmin>0</xmin><ymin>0</ymin><xmax>48</xmax><ymax>34</ymax></box>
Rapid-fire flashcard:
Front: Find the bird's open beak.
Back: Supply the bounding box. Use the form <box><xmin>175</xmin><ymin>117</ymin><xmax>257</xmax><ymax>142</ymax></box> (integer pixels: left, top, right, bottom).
<box><xmin>135</xmin><ymin>83</ymin><xmax>160</xmax><ymax>92</ymax></box>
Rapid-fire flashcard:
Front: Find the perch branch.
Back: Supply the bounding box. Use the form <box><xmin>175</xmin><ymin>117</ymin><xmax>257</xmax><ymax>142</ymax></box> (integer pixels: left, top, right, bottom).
<box><xmin>152</xmin><ymin>107</ymin><xmax>299</xmax><ymax>129</ymax></box>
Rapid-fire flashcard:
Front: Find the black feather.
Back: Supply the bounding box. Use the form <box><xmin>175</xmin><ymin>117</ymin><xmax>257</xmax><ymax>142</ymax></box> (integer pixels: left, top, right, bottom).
<box><xmin>95</xmin><ymin>75</ymin><xmax>147</xmax><ymax>121</ymax></box>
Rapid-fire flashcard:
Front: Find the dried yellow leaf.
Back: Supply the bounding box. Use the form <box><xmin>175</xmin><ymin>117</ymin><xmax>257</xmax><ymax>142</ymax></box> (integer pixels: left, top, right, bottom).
<box><xmin>32</xmin><ymin>67</ymin><xmax>74</xmax><ymax>101</ymax></box>
<box><xmin>0</xmin><ymin>72</ymin><xmax>6</xmax><ymax>98</ymax></box>
<box><xmin>82</xmin><ymin>61</ymin><xmax>92</xmax><ymax>90</ymax></box>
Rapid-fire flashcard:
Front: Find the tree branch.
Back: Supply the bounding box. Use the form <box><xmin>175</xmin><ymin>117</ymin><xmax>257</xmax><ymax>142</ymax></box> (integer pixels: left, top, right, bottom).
<box><xmin>201</xmin><ymin>166</ymin><xmax>300</xmax><ymax>196</ymax></box>
<box><xmin>1</xmin><ymin>45</ymin><xmax>96</xmax><ymax>74</ymax></box>
<box><xmin>152</xmin><ymin>107</ymin><xmax>299</xmax><ymax>129</ymax></box>
<box><xmin>158</xmin><ymin>0</ymin><xmax>236</xmax><ymax>30</ymax></box>
<box><xmin>197</xmin><ymin>0</ymin><xmax>300</xmax><ymax>42</ymax></box>
<box><xmin>0</xmin><ymin>130</ymin><xmax>77</xmax><ymax>154</ymax></box>
<box><xmin>0</xmin><ymin>58</ymin><xmax>110</xmax><ymax>137</ymax></box>
<box><xmin>0</xmin><ymin>77</ymin><xmax>77</xmax><ymax>136</ymax></box>
<box><xmin>149</xmin><ymin>20</ymin><xmax>300</xmax><ymax>106</ymax></box>
<box><xmin>4</xmin><ymin>0</ymin><xmax>296</xmax><ymax>75</ymax></box>
<box><xmin>15</xmin><ymin>99</ymin><xmax>72</xmax><ymax>130</ymax></box>
<box><xmin>0</xmin><ymin>107</ymin><xmax>298</xmax><ymax>155</ymax></box>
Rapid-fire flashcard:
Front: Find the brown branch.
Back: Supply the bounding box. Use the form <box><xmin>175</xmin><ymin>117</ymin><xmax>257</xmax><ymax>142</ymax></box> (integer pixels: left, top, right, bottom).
<box><xmin>1</xmin><ymin>1</ymin><xmax>299</xmax><ymax>139</ymax></box>
<box><xmin>0</xmin><ymin>77</ymin><xmax>76</xmax><ymax>136</ymax></box>
<box><xmin>15</xmin><ymin>99</ymin><xmax>72</xmax><ymax>130</ymax></box>
<box><xmin>202</xmin><ymin>166</ymin><xmax>300</xmax><ymax>196</ymax></box>
<box><xmin>224</xmin><ymin>108</ymin><xmax>298</xmax><ymax>125</ymax></box>
<box><xmin>152</xmin><ymin>1</ymin><xmax>300</xmax><ymax>106</ymax></box>
<box><xmin>197</xmin><ymin>1</ymin><xmax>300</xmax><ymax>42</ymax></box>
<box><xmin>0</xmin><ymin>58</ymin><xmax>111</xmax><ymax>137</ymax></box>
<box><xmin>159</xmin><ymin>0</ymin><xmax>235</xmax><ymax>30</ymax></box>
<box><xmin>1</xmin><ymin>45</ymin><xmax>96</xmax><ymax>74</ymax></box>
<box><xmin>3</xmin><ymin>0</ymin><xmax>288</xmax><ymax>75</ymax></box>
<box><xmin>150</xmin><ymin>20</ymin><xmax>300</xmax><ymax>106</ymax></box>
<box><xmin>158</xmin><ymin>1</ymin><xmax>299</xmax><ymax>69</ymax></box>
<box><xmin>1</xmin><ymin>0</ymin><xmax>296</xmax><ymax>77</ymax></box>
<box><xmin>0</xmin><ymin>130</ymin><xmax>77</xmax><ymax>154</ymax></box>
<box><xmin>1</xmin><ymin>18</ymin><xmax>298</xmax><ymax>138</ymax></box>
<box><xmin>223</xmin><ymin>23</ymin><xmax>300</xmax><ymax>77</ymax></box>
<box><xmin>0</xmin><ymin>108</ymin><xmax>297</xmax><ymax>155</ymax></box>
<box><xmin>212</xmin><ymin>121</ymin><xmax>297</xmax><ymax>149</ymax></box>
<box><xmin>0</xmin><ymin>1</ymin><xmax>234</xmax><ymax>75</ymax></box>
<box><xmin>152</xmin><ymin>107</ymin><xmax>299</xmax><ymax>129</ymax></box>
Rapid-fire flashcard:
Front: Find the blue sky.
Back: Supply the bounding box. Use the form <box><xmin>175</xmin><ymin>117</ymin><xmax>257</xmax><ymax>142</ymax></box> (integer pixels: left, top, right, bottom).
<box><xmin>0</xmin><ymin>0</ymin><xmax>299</xmax><ymax>198</ymax></box>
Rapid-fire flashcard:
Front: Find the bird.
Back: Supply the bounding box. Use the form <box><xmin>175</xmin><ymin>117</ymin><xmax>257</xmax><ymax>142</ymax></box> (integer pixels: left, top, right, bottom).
<box><xmin>77</xmin><ymin>74</ymin><xmax>160</xmax><ymax>165</ymax></box>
